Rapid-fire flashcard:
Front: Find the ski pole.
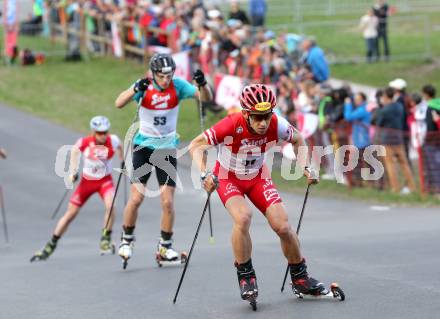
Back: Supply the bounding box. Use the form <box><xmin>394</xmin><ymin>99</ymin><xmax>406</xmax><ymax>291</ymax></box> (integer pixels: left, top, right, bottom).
<box><xmin>280</xmin><ymin>183</ymin><xmax>311</xmax><ymax>292</ymax></box>
<box><xmin>104</xmin><ymin>97</ymin><xmax>142</xmax><ymax>231</ymax></box>
<box><xmin>0</xmin><ymin>185</ymin><xmax>8</xmax><ymax>243</ymax></box>
<box><xmin>124</xmin><ymin>167</ymin><xmax>128</xmax><ymax>205</ymax></box>
<box><xmin>196</xmin><ymin>87</ymin><xmax>214</xmax><ymax>243</ymax></box>
<box><xmin>51</xmin><ymin>189</ymin><xmax>70</xmax><ymax>220</ymax></box>
<box><xmin>173</xmin><ymin>192</ymin><xmax>211</xmax><ymax>304</ymax></box>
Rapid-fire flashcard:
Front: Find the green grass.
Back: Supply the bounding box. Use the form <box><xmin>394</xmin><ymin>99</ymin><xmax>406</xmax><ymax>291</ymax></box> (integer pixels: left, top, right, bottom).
<box><xmin>0</xmin><ymin>35</ymin><xmax>223</xmax><ymax>140</ymax></box>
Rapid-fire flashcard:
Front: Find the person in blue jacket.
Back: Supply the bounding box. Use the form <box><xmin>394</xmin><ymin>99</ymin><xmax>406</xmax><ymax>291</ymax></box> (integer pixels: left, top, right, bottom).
<box><xmin>344</xmin><ymin>92</ymin><xmax>371</xmax><ymax>186</ymax></box>
<box><xmin>301</xmin><ymin>38</ymin><xmax>329</xmax><ymax>83</ymax></box>
<box><xmin>249</xmin><ymin>0</ymin><xmax>267</xmax><ymax>27</ymax></box>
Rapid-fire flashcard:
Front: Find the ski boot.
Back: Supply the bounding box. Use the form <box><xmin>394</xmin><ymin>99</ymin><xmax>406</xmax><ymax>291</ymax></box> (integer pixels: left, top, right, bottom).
<box><xmin>118</xmin><ymin>232</ymin><xmax>135</xmax><ymax>269</ymax></box>
<box><xmin>155</xmin><ymin>238</ymin><xmax>187</xmax><ymax>267</ymax></box>
<box><xmin>100</xmin><ymin>229</ymin><xmax>115</xmax><ymax>255</ymax></box>
<box><xmin>30</xmin><ymin>240</ymin><xmax>57</xmax><ymax>262</ymax></box>
<box><xmin>236</xmin><ymin>259</ymin><xmax>258</xmax><ymax>311</ymax></box>
<box><xmin>290</xmin><ymin>259</ymin><xmax>345</xmax><ymax>301</ymax></box>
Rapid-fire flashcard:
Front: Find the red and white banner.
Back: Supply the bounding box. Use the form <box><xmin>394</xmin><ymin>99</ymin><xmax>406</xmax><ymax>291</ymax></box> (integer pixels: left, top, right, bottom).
<box><xmin>111</xmin><ymin>21</ymin><xmax>123</xmax><ymax>58</ymax></box>
<box><xmin>296</xmin><ymin>112</ymin><xmax>319</xmax><ymax>139</ymax></box>
<box><xmin>214</xmin><ymin>73</ymin><xmax>243</xmax><ymax>110</ymax></box>
<box><xmin>172</xmin><ymin>51</ymin><xmax>190</xmax><ymax>81</ymax></box>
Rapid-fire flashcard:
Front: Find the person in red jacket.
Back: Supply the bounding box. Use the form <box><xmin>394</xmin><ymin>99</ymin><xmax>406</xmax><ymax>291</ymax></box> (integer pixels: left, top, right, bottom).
<box><xmin>31</xmin><ymin>116</ymin><xmax>123</xmax><ymax>262</ymax></box>
<box><xmin>189</xmin><ymin>84</ymin><xmax>326</xmax><ymax>304</ymax></box>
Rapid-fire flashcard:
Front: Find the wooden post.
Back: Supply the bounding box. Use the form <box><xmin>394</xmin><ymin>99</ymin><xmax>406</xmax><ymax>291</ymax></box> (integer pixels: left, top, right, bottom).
<box><xmin>97</xmin><ymin>14</ymin><xmax>106</xmax><ymax>55</ymax></box>
<box><xmin>118</xmin><ymin>18</ymin><xmax>126</xmax><ymax>60</ymax></box>
<box><xmin>80</xmin><ymin>7</ymin><xmax>87</xmax><ymax>59</ymax></box>
<box><xmin>142</xmin><ymin>24</ymin><xmax>149</xmax><ymax>66</ymax></box>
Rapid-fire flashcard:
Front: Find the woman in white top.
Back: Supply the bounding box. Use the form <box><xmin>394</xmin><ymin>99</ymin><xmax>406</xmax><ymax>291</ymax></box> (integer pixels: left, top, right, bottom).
<box><xmin>359</xmin><ymin>9</ymin><xmax>379</xmax><ymax>63</ymax></box>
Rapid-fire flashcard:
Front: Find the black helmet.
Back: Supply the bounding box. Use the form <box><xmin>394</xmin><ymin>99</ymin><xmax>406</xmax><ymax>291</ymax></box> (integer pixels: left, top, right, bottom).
<box><xmin>149</xmin><ymin>53</ymin><xmax>176</xmax><ymax>74</ymax></box>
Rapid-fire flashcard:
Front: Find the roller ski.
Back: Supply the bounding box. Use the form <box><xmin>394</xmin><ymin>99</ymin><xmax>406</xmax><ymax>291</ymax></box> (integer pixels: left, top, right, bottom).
<box><xmin>100</xmin><ymin>229</ymin><xmax>115</xmax><ymax>255</ymax></box>
<box><xmin>290</xmin><ymin>259</ymin><xmax>345</xmax><ymax>301</ymax></box>
<box><xmin>155</xmin><ymin>238</ymin><xmax>187</xmax><ymax>267</ymax></box>
<box><xmin>236</xmin><ymin>260</ymin><xmax>259</xmax><ymax>311</ymax></box>
<box><xmin>118</xmin><ymin>233</ymin><xmax>135</xmax><ymax>269</ymax></box>
<box><xmin>30</xmin><ymin>240</ymin><xmax>57</xmax><ymax>262</ymax></box>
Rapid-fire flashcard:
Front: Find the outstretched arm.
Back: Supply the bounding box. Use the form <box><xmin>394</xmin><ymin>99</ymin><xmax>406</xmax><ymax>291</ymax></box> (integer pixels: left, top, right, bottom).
<box><xmin>115</xmin><ymin>78</ymin><xmax>150</xmax><ymax>108</ymax></box>
<box><xmin>192</xmin><ymin>69</ymin><xmax>213</xmax><ymax>102</ymax></box>
<box><xmin>115</xmin><ymin>87</ymin><xmax>136</xmax><ymax>109</ymax></box>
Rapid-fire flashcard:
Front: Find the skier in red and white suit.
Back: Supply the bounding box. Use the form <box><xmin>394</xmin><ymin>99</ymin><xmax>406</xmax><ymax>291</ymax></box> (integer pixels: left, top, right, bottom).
<box><xmin>190</xmin><ymin>84</ymin><xmax>326</xmax><ymax>301</ymax></box>
<box><xmin>30</xmin><ymin>116</ymin><xmax>123</xmax><ymax>262</ymax></box>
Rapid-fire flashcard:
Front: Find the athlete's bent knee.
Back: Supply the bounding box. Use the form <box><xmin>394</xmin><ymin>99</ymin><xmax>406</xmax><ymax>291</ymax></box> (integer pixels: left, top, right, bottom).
<box><xmin>234</xmin><ymin>212</ymin><xmax>252</xmax><ymax>231</ymax></box>
<box><xmin>273</xmin><ymin>223</ymin><xmax>292</xmax><ymax>238</ymax></box>
<box><xmin>130</xmin><ymin>192</ymin><xmax>144</xmax><ymax>207</ymax></box>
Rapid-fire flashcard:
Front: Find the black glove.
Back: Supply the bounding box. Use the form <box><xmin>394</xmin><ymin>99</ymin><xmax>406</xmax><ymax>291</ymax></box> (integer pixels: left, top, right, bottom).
<box><xmin>133</xmin><ymin>78</ymin><xmax>150</xmax><ymax>93</ymax></box>
<box><xmin>192</xmin><ymin>69</ymin><xmax>207</xmax><ymax>87</ymax></box>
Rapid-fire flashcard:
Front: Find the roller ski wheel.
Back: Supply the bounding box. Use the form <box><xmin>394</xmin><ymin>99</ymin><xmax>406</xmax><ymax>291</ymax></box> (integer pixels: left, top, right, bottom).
<box><xmin>330</xmin><ymin>283</ymin><xmax>345</xmax><ymax>301</ymax></box>
<box><xmin>122</xmin><ymin>257</ymin><xmax>128</xmax><ymax>270</ymax></box>
<box><xmin>100</xmin><ymin>242</ymin><xmax>116</xmax><ymax>256</ymax></box>
<box><xmin>293</xmin><ymin>282</ymin><xmax>345</xmax><ymax>301</ymax></box>
<box><xmin>155</xmin><ymin>251</ymin><xmax>188</xmax><ymax>267</ymax></box>
<box><xmin>30</xmin><ymin>241</ymin><xmax>56</xmax><ymax>263</ymax></box>
<box><xmin>239</xmin><ymin>277</ymin><xmax>258</xmax><ymax>311</ymax></box>
<box><xmin>118</xmin><ymin>240</ymin><xmax>134</xmax><ymax>270</ymax></box>
<box><xmin>30</xmin><ymin>250</ymin><xmax>50</xmax><ymax>262</ymax></box>
<box><xmin>246</xmin><ymin>293</ymin><xmax>257</xmax><ymax>311</ymax></box>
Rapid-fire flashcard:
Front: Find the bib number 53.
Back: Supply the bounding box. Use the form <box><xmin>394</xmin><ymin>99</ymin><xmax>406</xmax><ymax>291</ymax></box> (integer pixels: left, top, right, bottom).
<box><xmin>154</xmin><ymin>116</ymin><xmax>167</xmax><ymax>126</ymax></box>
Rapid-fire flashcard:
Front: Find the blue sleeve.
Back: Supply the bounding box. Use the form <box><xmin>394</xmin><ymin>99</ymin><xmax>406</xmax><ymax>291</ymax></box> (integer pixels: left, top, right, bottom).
<box><xmin>133</xmin><ymin>91</ymin><xmax>143</xmax><ymax>103</ymax></box>
<box><xmin>344</xmin><ymin>103</ymin><xmax>369</xmax><ymax>121</ymax></box>
<box><xmin>308</xmin><ymin>48</ymin><xmax>329</xmax><ymax>82</ymax></box>
<box><xmin>173</xmin><ymin>77</ymin><xmax>197</xmax><ymax>101</ymax></box>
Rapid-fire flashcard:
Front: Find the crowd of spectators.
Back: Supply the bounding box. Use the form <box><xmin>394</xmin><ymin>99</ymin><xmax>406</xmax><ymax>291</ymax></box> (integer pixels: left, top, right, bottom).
<box><xmin>18</xmin><ymin>0</ymin><xmax>440</xmax><ymax>195</ymax></box>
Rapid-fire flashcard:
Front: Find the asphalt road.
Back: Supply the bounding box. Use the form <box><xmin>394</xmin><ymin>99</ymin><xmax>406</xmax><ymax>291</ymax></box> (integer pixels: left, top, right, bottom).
<box><xmin>1</xmin><ymin>103</ymin><xmax>440</xmax><ymax>319</ymax></box>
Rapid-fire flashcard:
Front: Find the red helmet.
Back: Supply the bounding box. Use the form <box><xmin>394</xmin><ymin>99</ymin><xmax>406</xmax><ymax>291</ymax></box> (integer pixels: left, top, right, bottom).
<box><xmin>239</xmin><ymin>84</ymin><xmax>277</xmax><ymax>113</ymax></box>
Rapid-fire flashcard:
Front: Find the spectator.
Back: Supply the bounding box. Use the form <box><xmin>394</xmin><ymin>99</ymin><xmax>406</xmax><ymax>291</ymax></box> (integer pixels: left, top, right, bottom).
<box><xmin>359</xmin><ymin>8</ymin><xmax>378</xmax><ymax>63</ymax></box>
<box><xmin>373</xmin><ymin>0</ymin><xmax>390</xmax><ymax>61</ymax></box>
<box><xmin>344</xmin><ymin>92</ymin><xmax>371</xmax><ymax>149</ymax></box>
<box><xmin>249</xmin><ymin>0</ymin><xmax>266</xmax><ymax>27</ymax></box>
<box><xmin>407</xmin><ymin>93</ymin><xmax>427</xmax><ymax>146</ymax></box>
<box><xmin>189</xmin><ymin>0</ymin><xmax>205</xmax><ymax>18</ymax></box>
<box><xmin>344</xmin><ymin>93</ymin><xmax>371</xmax><ymax>186</ymax></box>
<box><xmin>389</xmin><ymin>78</ymin><xmax>412</xmax><ymax>162</ymax></box>
<box><xmin>20</xmin><ymin>0</ymin><xmax>44</xmax><ymax>35</ymax></box>
<box><xmin>65</xmin><ymin>0</ymin><xmax>82</xmax><ymax>61</ymax></box>
<box><xmin>296</xmin><ymin>80</ymin><xmax>318</xmax><ymax>113</ymax></box>
<box><xmin>421</xmin><ymin>85</ymin><xmax>440</xmax><ymax>193</ymax></box>
<box><xmin>158</xmin><ymin>7</ymin><xmax>177</xmax><ymax>47</ymax></box>
<box><xmin>317</xmin><ymin>84</ymin><xmax>336</xmax><ymax>180</ymax></box>
<box><xmin>375</xmin><ymin>87</ymin><xmax>416</xmax><ymax>194</ymax></box>
<box><xmin>301</xmin><ymin>38</ymin><xmax>329</xmax><ymax>83</ymax></box>
<box><xmin>276</xmin><ymin>78</ymin><xmax>295</xmax><ymax>116</ymax></box>
<box><xmin>228</xmin><ymin>1</ymin><xmax>249</xmax><ymax>25</ymax></box>
<box><xmin>422</xmin><ymin>84</ymin><xmax>440</xmax><ymax>132</ymax></box>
